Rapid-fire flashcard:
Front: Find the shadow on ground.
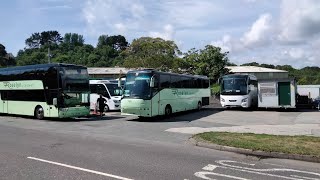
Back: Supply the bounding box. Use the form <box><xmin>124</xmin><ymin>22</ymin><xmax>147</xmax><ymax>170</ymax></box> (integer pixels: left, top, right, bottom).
<box><xmin>224</xmin><ymin>107</ymin><xmax>319</xmax><ymax>113</ymax></box>
<box><xmin>128</xmin><ymin>107</ymin><xmax>224</xmax><ymax>123</ymax></box>
<box><xmin>0</xmin><ymin>113</ymin><xmax>124</xmax><ymax>122</ymax></box>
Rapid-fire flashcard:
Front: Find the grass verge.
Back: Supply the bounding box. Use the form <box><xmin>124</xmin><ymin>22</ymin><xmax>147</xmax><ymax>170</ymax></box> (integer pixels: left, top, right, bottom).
<box><xmin>194</xmin><ymin>132</ymin><xmax>320</xmax><ymax>157</ymax></box>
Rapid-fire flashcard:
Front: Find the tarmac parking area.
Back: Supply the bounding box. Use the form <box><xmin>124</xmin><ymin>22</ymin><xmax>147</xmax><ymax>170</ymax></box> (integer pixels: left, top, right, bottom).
<box><xmin>0</xmin><ymin>108</ymin><xmax>319</xmax><ymax>144</ymax></box>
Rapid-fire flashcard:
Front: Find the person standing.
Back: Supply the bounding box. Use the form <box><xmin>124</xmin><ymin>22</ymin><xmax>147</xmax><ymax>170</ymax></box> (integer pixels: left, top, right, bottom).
<box><xmin>97</xmin><ymin>94</ymin><xmax>106</xmax><ymax>117</ymax></box>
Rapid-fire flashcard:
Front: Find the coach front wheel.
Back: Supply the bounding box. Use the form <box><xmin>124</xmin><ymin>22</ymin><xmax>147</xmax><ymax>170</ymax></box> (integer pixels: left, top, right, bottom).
<box><xmin>34</xmin><ymin>106</ymin><xmax>44</xmax><ymax>120</ymax></box>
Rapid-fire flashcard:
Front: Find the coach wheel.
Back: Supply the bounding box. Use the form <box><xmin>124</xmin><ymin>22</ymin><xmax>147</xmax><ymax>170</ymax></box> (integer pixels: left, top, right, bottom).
<box><xmin>35</xmin><ymin>106</ymin><xmax>44</xmax><ymax>120</ymax></box>
<box><xmin>197</xmin><ymin>102</ymin><xmax>202</xmax><ymax>111</ymax></box>
<box><xmin>164</xmin><ymin>105</ymin><xmax>172</xmax><ymax>116</ymax></box>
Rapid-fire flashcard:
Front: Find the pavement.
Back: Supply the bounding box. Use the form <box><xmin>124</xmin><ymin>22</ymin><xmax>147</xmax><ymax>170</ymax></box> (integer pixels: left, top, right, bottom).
<box><xmin>166</xmin><ymin>110</ymin><xmax>320</xmax><ymax>136</ymax></box>
<box><xmin>0</xmin><ymin>108</ymin><xmax>320</xmax><ymax>179</ymax></box>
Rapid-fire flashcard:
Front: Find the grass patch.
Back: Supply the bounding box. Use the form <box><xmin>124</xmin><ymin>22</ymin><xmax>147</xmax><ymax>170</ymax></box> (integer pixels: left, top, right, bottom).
<box><xmin>194</xmin><ymin>132</ymin><xmax>320</xmax><ymax>157</ymax></box>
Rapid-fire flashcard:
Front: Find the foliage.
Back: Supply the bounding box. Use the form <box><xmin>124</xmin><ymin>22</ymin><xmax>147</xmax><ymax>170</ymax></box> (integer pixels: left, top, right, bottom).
<box><xmin>97</xmin><ymin>35</ymin><xmax>128</xmax><ymax>51</ymax></box>
<box><xmin>0</xmin><ymin>43</ymin><xmax>16</xmax><ymax>67</ymax></box>
<box><xmin>183</xmin><ymin>45</ymin><xmax>230</xmax><ymax>81</ymax></box>
<box><xmin>122</xmin><ymin>37</ymin><xmax>181</xmax><ymax>72</ymax></box>
<box><xmin>240</xmin><ymin>62</ymin><xmax>320</xmax><ymax>85</ymax></box>
<box><xmin>7</xmin><ymin>30</ymin><xmax>320</xmax><ymax>86</ymax></box>
<box><xmin>211</xmin><ymin>83</ymin><xmax>220</xmax><ymax>96</ymax></box>
<box><xmin>25</xmin><ymin>31</ymin><xmax>63</xmax><ymax>49</ymax></box>
<box><xmin>17</xmin><ymin>31</ymin><xmax>127</xmax><ymax>67</ymax></box>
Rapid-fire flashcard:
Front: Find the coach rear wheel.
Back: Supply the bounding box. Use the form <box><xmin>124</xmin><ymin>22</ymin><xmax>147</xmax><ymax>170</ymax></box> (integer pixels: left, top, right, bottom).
<box><xmin>197</xmin><ymin>102</ymin><xmax>202</xmax><ymax>111</ymax></box>
<box><xmin>35</xmin><ymin>106</ymin><xmax>44</xmax><ymax>120</ymax></box>
<box><xmin>164</xmin><ymin>105</ymin><xmax>172</xmax><ymax>116</ymax></box>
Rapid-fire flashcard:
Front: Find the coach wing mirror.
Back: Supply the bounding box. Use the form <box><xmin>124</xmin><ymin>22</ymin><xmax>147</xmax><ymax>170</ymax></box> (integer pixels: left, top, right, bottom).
<box><xmin>150</xmin><ymin>76</ymin><xmax>155</xmax><ymax>88</ymax></box>
<box><xmin>53</xmin><ymin>98</ymin><xmax>58</xmax><ymax>106</ymax></box>
<box><xmin>118</xmin><ymin>79</ymin><xmax>121</xmax><ymax>87</ymax></box>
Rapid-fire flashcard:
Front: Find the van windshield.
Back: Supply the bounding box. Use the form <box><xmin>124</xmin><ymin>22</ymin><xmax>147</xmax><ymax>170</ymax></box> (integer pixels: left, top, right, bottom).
<box><xmin>105</xmin><ymin>83</ymin><xmax>122</xmax><ymax>96</ymax></box>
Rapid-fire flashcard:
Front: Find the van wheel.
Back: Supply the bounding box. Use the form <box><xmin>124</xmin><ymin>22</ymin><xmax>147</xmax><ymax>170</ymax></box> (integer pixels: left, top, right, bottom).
<box><xmin>164</xmin><ymin>105</ymin><xmax>172</xmax><ymax>116</ymax></box>
<box><xmin>104</xmin><ymin>105</ymin><xmax>110</xmax><ymax>112</ymax></box>
<box><xmin>197</xmin><ymin>102</ymin><xmax>202</xmax><ymax>111</ymax></box>
<box><xmin>35</xmin><ymin>106</ymin><xmax>44</xmax><ymax>120</ymax></box>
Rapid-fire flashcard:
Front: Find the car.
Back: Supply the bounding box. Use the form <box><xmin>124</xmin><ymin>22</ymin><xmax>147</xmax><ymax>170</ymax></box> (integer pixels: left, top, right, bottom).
<box><xmin>312</xmin><ymin>96</ymin><xmax>320</xmax><ymax>110</ymax></box>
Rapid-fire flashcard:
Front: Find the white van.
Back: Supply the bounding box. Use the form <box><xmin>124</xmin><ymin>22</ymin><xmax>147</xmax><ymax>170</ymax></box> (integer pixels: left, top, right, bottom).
<box><xmin>89</xmin><ymin>80</ymin><xmax>122</xmax><ymax>111</ymax></box>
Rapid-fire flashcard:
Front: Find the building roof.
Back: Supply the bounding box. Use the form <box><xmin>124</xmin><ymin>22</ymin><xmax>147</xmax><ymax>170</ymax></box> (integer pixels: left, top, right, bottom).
<box><xmin>87</xmin><ymin>67</ymin><xmax>130</xmax><ymax>75</ymax></box>
<box><xmin>226</xmin><ymin>66</ymin><xmax>288</xmax><ymax>73</ymax></box>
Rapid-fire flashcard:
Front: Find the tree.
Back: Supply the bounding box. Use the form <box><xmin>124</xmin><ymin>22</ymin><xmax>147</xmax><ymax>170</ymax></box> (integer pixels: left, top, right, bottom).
<box><xmin>0</xmin><ymin>43</ymin><xmax>7</xmax><ymax>58</ymax></box>
<box><xmin>0</xmin><ymin>43</ymin><xmax>16</xmax><ymax>67</ymax></box>
<box><xmin>260</xmin><ymin>63</ymin><xmax>275</xmax><ymax>69</ymax></box>
<box><xmin>40</xmin><ymin>31</ymin><xmax>63</xmax><ymax>46</ymax></box>
<box><xmin>97</xmin><ymin>35</ymin><xmax>108</xmax><ymax>48</ymax></box>
<box><xmin>25</xmin><ymin>31</ymin><xmax>63</xmax><ymax>49</ymax></box>
<box><xmin>122</xmin><ymin>37</ymin><xmax>181</xmax><ymax>71</ymax></box>
<box><xmin>97</xmin><ymin>35</ymin><xmax>128</xmax><ymax>51</ymax></box>
<box><xmin>106</xmin><ymin>35</ymin><xmax>128</xmax><ymax>51</ymax></box>
<box><xmin>240</xmin><ymin>62</ymin><xmax>260</xmax><ymax>66</ymax></box>
<box><xmin>183</xmin><ymin>45</ymin><xmax>230</xmax><ymax>81</ymax></box>
<box><xmin>64</xmin><ymin>33</ymin><xmax>84</xmax><ymax>46</ymax></box>
<box><xmin>25</xmin><ymin>33</ymin><xmax>41</xmax><ymax>49</ymax></box>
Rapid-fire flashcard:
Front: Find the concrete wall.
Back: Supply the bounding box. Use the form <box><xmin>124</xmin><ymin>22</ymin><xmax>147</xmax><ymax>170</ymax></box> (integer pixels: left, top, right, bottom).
<box><xmin>297</xmin><ymin>85</ymin><xmax>320</xmax><ymax>99</ymax></box>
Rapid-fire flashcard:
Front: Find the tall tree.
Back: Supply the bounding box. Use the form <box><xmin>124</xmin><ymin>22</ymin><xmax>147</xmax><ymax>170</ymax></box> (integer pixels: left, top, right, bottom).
<box><xmin>183</xmin><ymin>45</ymin><xmax>230</xmax><ymax>81</ymax></box>
<box><xmin>122</xmin><ymin>37</ymin><xmax>181</xmax><ymax>71</ymax></box>
<box><xmin>0</xmin><ymin>43</ymin><xmax>16</xmax><ymax>67</ymax></box>
<box><xmin>25</xmin><ymin>33</ymin><xmax>41</xmax><ymax>49</ymax></box>
<box><xmin>64</xmin><ymin>33</ymin><xmax>84</xmax><ymax>46</ymax></box>
<box><xmin>97</xmin><ymin>35</ymin><xmax>108</xmax><ymax>48</ymax></box>
<box><xmin>25</xmin><ymin>31</ymin><xmax>63</xmax><ymax>49</ymax></box>
<box><xmin>106</xmin><ymin>35</ymin><xmax>128</xmax><ymax>51</ymax></box>
<box><xmin>97</xmin><ymin>35</ymin><xmax>128</xmax><ymax>51</ymax></box>
<box><xmin>0</xmin><ymin>43</ymin><xmax>7</xmax><ymax>58</ymax></box>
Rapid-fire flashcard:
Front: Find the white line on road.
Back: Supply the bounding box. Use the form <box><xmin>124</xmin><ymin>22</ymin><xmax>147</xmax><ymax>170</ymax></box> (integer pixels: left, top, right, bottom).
<box><xmin>291</xmin><ymin>175</ymin><xmax>320</xmax><ymax>180</ymax></box>
<box><xmin>195</xmin><ymin>171</ymin><xmax>249</xmax><ymax>180</ymax></box>
<box><xmin>202</xmin><ymin>164</ymin><xmax>217</xmax><ymax>171</ymax></box>
<box><xmin>27</xmin><ymin>157</ymin><xmax>133</xmax><ymax>180</ymax></box>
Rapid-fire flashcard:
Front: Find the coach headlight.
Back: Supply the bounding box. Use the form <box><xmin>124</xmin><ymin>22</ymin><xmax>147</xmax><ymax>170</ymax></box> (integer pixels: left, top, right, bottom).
<box><xmin>113</xmin><ymin>100</ymin><xmax>120</xmax><ymax>103</ymax></box>
<box><xmin>221</xmin><ymin>98</ymin><xmax>225</xmax><ymax>102</ymax></box>
<box><xmin>242</xmin><ymin>98</ymin><xmax>248</xmax><ymax>102</ymax></box>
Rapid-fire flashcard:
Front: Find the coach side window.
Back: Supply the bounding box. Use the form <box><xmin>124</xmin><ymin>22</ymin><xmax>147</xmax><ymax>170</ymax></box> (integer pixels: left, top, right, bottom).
<box><xmin>170</xmin><ymin>76</ymin><xmax>181</xmax><ymax>88</ymax></box>
<box><xmin>204</xmin><ymin>79</ymin><xmax>210</xmax><ymax>88</ymax></box>
<box><xmin>160</xmin><ymin>75</ymin><xmax>170</xmax><ymax>88</ymax></box>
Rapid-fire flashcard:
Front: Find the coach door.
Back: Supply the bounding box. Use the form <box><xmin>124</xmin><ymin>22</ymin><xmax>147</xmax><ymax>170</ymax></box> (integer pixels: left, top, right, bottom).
<box><xmin>151</xmin><ymin>74</ymin><xmax>160</xmax><ymax>116</ymax></box>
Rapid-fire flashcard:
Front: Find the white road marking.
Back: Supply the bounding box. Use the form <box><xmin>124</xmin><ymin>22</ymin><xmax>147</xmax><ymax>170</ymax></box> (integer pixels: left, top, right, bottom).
<box><xmin>216</xmin><ymin>160</ymin><xmax>320</xmax><ymax>177</ymax></box>
<box><xmin>195</xmin><ymin>171</ymin><xmax>249</xmax><ymax>180</ymax></box>
<box><xmin>263</xmin><ymin>163</ymin><xmax>286</xmax><ymax>168</ymax></box>
<box><xmin>291</xmin><ymin>175</ymin><xmax>320</xmax><ymax>180</ymax></box>
<box><xmin>215</xmin><ymin>165</ymin><xmax>302</xmax><ymax>180</ymax></box>
<box><xmin>202</xmin><ymin>164</ymin><xmax>217</xmax><ymax>171</ymax></box>
<box><xmin>27</xmin><ymin>157</ymin><xmax>133</xmax><ymax>180</ymax></box>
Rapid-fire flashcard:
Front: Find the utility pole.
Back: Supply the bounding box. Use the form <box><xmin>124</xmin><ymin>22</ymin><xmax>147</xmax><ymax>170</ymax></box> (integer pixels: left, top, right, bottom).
<box><xmin>48</xmin><ymin>47</ymin><xmax>51</xmax><ymax>63</ymax></box>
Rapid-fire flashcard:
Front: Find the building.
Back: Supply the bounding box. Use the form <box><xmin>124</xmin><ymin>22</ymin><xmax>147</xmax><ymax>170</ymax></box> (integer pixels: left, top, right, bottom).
<box><xmin>297</xmin><ymin>85</ymin><xmax>320</xmax><ymax>99</ymax></box>
<box><xmin>258</xmin><ymin>78</ymin><xmax>296</xmax><ymax>108</ymax></box>
<box><xmin>88</xmin><ymin>67</ymin><xmax>130</xmax><ymax>79</ymax></box>
<box><xmin>226</xmin><ymin>66</ymin><xmax>289</xmax><ymax>79</ymax></box>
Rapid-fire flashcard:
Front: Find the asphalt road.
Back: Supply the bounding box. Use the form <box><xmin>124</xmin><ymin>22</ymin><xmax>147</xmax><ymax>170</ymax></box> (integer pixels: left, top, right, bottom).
<box><xmin>0</xmin><ymin>109</ymin><xmax>320</xmax><ymax>180</ymax></box>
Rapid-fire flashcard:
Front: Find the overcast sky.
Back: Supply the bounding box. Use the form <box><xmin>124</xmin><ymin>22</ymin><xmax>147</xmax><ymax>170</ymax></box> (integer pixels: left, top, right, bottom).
<box><xmin>1</xmin><ymin>0</ymin><xmax>320</xmax><ymax>68</ymax></box>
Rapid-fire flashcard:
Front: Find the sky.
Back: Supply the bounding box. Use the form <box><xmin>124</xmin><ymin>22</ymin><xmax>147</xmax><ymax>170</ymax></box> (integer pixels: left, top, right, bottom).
<box><xmin>1</xmin><ymin>0</ymin><xmax>320</xmax><ymax>68</ymax></box>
